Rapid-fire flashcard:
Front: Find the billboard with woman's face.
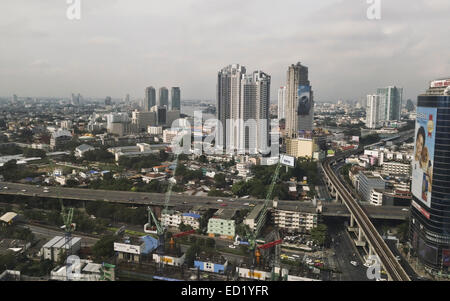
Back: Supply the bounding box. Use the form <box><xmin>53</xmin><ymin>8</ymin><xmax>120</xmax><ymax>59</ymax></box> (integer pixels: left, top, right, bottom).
<box><xmin>412</xmin><ymin>107</ymin><xmax>437</xmax><ymax>208</ymax></box>
<box><xmin>297</xmin><ymin>85</ymin><xmax>312</xmax><ymax>116</ymax></box>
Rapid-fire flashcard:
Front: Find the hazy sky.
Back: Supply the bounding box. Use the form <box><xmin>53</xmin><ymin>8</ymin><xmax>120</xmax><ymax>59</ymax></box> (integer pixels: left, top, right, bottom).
<box><xmin>0</xmin><ymin>0</ymin><xmax>449</xmax><ymax>102</ymax></box>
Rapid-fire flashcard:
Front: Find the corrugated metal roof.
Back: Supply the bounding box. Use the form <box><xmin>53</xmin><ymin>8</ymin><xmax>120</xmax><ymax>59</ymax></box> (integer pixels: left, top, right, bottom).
<box><xmin>0</xmin><ymin>212</ymin><xmax>17</xmax><ymax>223</ymax></box>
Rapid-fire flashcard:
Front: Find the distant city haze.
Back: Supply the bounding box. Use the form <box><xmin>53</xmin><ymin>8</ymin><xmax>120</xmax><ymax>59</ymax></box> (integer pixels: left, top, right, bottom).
<box><xmin>0</xmin><ymin>0</ymin><xmax>449</xmax><ymax>102</ymax></box>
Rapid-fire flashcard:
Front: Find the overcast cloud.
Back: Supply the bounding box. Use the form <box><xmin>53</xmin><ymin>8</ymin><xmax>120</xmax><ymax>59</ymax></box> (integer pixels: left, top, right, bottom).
<box><xmin>0</xmin><ymin>0</ymin><xmax>449</xmax><ymax>102</ymax></box>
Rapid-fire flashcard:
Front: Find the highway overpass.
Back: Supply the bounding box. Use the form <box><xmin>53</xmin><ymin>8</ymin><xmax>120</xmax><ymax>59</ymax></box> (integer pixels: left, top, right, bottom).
<box><xmin>0</xmin><ymin>181</ymin><xmax>408</xmax><ymax>221</ymax></box>
<box><xmin>322</xmin><ymin>150</ymin><xmax>410</xmax><ymax>281</ymax></box>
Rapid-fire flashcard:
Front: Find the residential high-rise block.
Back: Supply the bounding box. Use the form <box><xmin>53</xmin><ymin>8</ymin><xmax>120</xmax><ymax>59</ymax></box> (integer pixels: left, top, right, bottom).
<box><xmin>366</xmin><ymin>94</ymin><xmax>384</xmax><ymax>129</ymax></box>
<box><xmin>241</xmin><ymin>71</ymin><xmax>271</xmax><ymax>154</ymax></box>
<box><xmin>377</xmin><ymin>86</ymin><xmax>403</xmax><ymax>121</ymax></box>
<box><xmin>217</xmin><ymin>64</ymin><xmax>246</xmax><ymax>151</ymax></box>
<box><xmin>278</xmin><ymin>86</ymin><xmax>286</xmax><ymax>120</ymax></box>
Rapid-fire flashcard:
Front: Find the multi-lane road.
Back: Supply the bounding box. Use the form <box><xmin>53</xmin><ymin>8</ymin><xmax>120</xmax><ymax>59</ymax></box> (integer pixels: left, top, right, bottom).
<box><xmin>0</xmin><ymin>181</ymin><xmax>408</xmax><ymax>220</ymax></box>
<box><xmin>322</xmin><ymin>151</ymin><xmax>411</xmax><ymax>281</ymax></box>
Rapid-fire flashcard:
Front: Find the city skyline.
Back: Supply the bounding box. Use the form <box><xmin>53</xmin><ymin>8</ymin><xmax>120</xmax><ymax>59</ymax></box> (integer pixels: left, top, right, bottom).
<box><xmin>1</xmin><ymin>0</ymin><xmax>449</xmax><ymax>102</ymax></box>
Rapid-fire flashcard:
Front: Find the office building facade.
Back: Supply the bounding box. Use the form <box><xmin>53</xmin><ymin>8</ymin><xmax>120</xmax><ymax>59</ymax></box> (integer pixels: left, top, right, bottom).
<box><xmin>285</xmin><ymin>62</ymin><xmax>314</xmax><ymax>138</ymax></box>
<box><xmin>410</xmin><ymin>78</ymin><xmax>450</xmax><ymax>274</ymax></box>
<box><xmin>159</xmin><ymin>87</ymin><xmax>169</xmax><ymax>108</ymax></box>
<box><xmin>171</xmin><ymin>87</ymin><xmax>181</xmax><ymax>111</ymax></box>
<box><xmin>144</xmin><ymin>87</ymin><xmax>156</xmax><ymax>111</ymax></box>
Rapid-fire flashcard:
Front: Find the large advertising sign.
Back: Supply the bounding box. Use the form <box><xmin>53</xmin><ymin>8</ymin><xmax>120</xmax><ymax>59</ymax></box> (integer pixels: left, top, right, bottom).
<box><xmin>443</xmin><ymin>250</ymin><xmax>450</xmax><ymax>267</ymax></box>
<box><xmin>418</xmin><ymin>238</ymin><xmax>438</xmax><ymax>265</ymax></box>
<box><xmin>412</xmin><ymin>107</ymin><xmax>437</xmax><ymax>208</ymax></box>
<box><xmin>297</xmin><ymin>86</ymin><xmax>312</xmax><ymax>116</ymax></box>
<box><xmin>280</xmin><ymin>155</ymin><xmax>295</xmax><ymax>168</ymax></box>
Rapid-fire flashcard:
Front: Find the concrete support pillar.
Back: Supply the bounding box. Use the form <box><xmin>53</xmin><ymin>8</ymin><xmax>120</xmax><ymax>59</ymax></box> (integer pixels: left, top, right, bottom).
<box><xmin>350</xmin><ymin>215</ymin><xmax>355</xmax><ymax>228</ymax></box>
<box><xmin>358</xmin><ymin>228</ymin><xmax>363</xmax><ymax>242</ymax></box>
<box><xmin>369</xmin><ymin>246</ymin><xmax>373</xmax><ymax>256</ymax></box>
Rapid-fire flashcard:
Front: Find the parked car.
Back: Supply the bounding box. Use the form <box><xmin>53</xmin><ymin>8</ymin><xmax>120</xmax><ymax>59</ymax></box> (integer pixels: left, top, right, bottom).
<box><xmin>350</xmin><ymin>261</ymin><xmax>358</xmax><ymax>267</ymax></box>
<box><xmin>228</xmin><ymin>245</ymin><xmax>236</xmax><ymax>249</ymax></box>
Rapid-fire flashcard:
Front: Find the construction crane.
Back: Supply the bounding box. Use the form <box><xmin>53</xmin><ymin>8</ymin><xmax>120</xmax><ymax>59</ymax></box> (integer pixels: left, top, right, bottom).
<box><xmin>169</xmin><ymin>230</ymin><xmax>196</xmax><ymax>249</ymax></box>
<box><xmin>143</xmin><ymin>154</ymin><xmax>180</xmax><ymax>257</ymax></box>
<box><xmin>49</xmin><ymin>159</ymin><xmax>76</xmax><ymax>260</ymax></box>
<box><xmin>244</xmin><ymin>159</ymin><xmax>283</xmax><ymax>263</ymax></box>
<box><xmin>255</xmin><ymin>239</ymin><xmax>283</xmax><ymax>265</ymax></box>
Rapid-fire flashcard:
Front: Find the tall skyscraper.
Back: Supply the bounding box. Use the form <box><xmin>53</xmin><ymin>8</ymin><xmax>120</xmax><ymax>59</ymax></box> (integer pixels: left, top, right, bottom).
<box><xmin>105</xmin><ymin>96</ymin><xmax>112</xmax><ymax>106</ymax></box>
<box><xmin>13</xmin><ymin>94</ymin><xmax>18</xmax><ymax>103</ymax></box>
<box><xmin>217</xmin><ymin>64</ymin><xmax>246</xmax><ymax>151</ymax></box>
<box><xmin>285</xmin><ymin>62</ymin><xmax>314</xmax><ymax>138</ymax></box>
<box><xmin>366</xmin><ymin>94</ymin><xmax>384</xmax><ymax>129</ymax></box>
<box><xmin>159</xmin><ymin>87</ymin><xmax>169</xmax><ymax>108</ymax></box>
<box><xmin>144</xmin><ymin>87</ymin><xmax>156</xmax><ymax>111</ymax></box>
<box><xmin>171</xmin><ymin>87</ymin><xmax>181</xmax><ymax>111</ymax></box>
<box><xmin>377</xmin><ymin>86</ymin><xmax>403</xmax><ymax>121</ymax></box>
<box><xmin>410</xmin><ymin>78</ymin><xmax>450</xmax><ymax>274</ymax></box>
<box><xmin>241</xmin><ymin>71</ymin><xmax>271</xmax><ymax>153</ymax></box>
<box><xmin>278</xmin><ymin>86</ymin><xmax>286</xmax><ymax>120</ymax></box>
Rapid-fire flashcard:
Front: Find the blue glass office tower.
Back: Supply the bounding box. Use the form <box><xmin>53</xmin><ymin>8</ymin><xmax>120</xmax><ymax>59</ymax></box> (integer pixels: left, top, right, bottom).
<box><xmin>410</xmin><ymin>78</ymin><xmax>450</xmax><ymax>275</ymax></box>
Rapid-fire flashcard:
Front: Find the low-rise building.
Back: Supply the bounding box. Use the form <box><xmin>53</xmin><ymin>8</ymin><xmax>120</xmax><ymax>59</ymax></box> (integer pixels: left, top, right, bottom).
<box><xmin>108</xmin><ymin>143</ymin><xmax>159</xmax><ymax>161</ymax></box>
<box><xmin>75</xmin><ymin>144</ymin><xmax>95</xmax><ymax>158</ymax></box>
<box><xmin>194</xmin><ymin>254</ymin><xmax>228</xmax><ymax>274</ymax></box>
<box><xmin>370</xmin><ymin>189</ymin><xmax>384</xmax><ymax>206</ymax></box>
<box><xmin>114</xmin><ymin>235</ymin><xmax>158</xmax><ymax>263</ymax></box>
<box><xmin>207</xmin><ymin>209</ymin><xmax>236</xmax><ymax>240</ymax></box>
<box><xmin>41</xmin><ymin>236</ymin><xmax>82</xmax><ymax>262</ymax></box>
<box><xmin>357</xmin><ymin>172</ymin><xmax>386</xmax><ymax>202</ymax></box>
<box><xmin>382</xmin><ymin>161</ymin><xmax>411</xmax><ymax>175</ymax></box>
<box><xmin>50</xmin><ymin>260</ymin><xmax>103</xmax><ymax>281</ymax></box>
<box><xmin>272</xmin><ymin>201</ymin><xmax>319</xmax><ymax>233</ymax></box>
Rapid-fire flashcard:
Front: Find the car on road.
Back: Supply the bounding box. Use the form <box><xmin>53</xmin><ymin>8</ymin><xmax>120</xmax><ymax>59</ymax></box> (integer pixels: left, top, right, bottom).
<box><xmin>243</xmin><ymin>203</ymin><xmax>250</xmax><ymax>206</ymax></box>
<box><xmin>350</xmin><ymin>261</ymin><xmax>358</xmax><ymax>267</ymax></box>
<box><xmin>217</xmin><ymin>199</ymin><xmax>224</xmax><ymax>203</ymax></box>
<box><xmin>249</xmin><ymin>204</ymin><xmax>256</xmax><ymax>207</ymax></box>
<box><xmin>21</xmin><ymin>189</ymin><xmax>27</xmax><ymax>192</ymax></box>
<box><xmin>3</xmin><ymin>187</ymin><xmax>8</xmax><ymax>190</ymax></box>
<box><xmin>220</xmin><ymin>204</ymin><xmax>228</xmax><ymax>207</ymax></box>
<box><xmin>402</xmin><ymin>208</ymin><xmax>409</xmax><ymax>212</ymax></box>
<box><xmin>395</xmin><ymin>256</ymin><xmax>401</xmax><ymax>261</ymax></box>
<box><xmin>183</xmin><ymin>202</ymin><xmax>188</xmax><ymax>204</ymax></box>
<box><xmin>228</xmin><ymin>245</ymin><xmax>236</xmax><ymax>249</ymax></box>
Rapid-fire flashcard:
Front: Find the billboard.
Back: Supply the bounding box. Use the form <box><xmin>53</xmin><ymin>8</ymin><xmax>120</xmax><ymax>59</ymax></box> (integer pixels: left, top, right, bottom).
<box><xmin>280</xmin><ymin>155</ymin><xmax>295</xmax><ymax>168</ymax></box>
<box><xmin>412</xmin><ymin>107</ymin><xmax>437</xmax><ymax>208</ymax></box>
<box><xmin>443</xmin><ymin>250</ymin><xmax>450</xmax><ymax>267</ymax></box>
<box><xmin>418</xmin><ymin>238</ymin><xmax>438</xmax><ymax>265</ymax></box>
<box><xmin>297</xmin><ymin>86</ymin><xmax>312</xmax><ymax>116</ymax></box>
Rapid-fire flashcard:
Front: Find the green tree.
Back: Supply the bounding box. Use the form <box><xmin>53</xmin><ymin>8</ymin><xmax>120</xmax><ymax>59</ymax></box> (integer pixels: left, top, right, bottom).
<box><xmin>92</xmin><ymin>235</ymin><xmax>117</xmax><ymax>263</ymax></box>
<box><xmin>311</xmin><ymin>224</ymin><xmax>328</xmax><ymax>246</ymax></box>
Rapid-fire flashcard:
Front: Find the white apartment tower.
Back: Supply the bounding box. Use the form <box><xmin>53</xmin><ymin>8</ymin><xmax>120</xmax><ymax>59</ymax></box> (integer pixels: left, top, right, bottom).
<box><xmin>278</xmin><ymin>86</ymin><xmax>286</xmax><ymax>120</ymax></box>
<box><xmin>366</xmin><ymin>94</ymin><xmax>383</xmax><ymax>129</ymax></box>
<box><xmin>217</xmin><ymin>65</ymin><xmax>271</xmax><ymax>154</ymax></box>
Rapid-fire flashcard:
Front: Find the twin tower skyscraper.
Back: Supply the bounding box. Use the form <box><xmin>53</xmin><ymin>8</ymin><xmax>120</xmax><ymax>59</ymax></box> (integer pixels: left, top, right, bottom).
<box><xmin>217</xmin><ymin>64</ymin><xmax>271</xmax><ymax>154</ymax></box>
<box><xmin>217</xmin><ymin>62</ymin><xmax>314</xmax><ymax>155</ymax></box>
<box><xmin>143</xmin><ymin>86</ymin><xmax>181</xmax><ymax>112</ymax></box>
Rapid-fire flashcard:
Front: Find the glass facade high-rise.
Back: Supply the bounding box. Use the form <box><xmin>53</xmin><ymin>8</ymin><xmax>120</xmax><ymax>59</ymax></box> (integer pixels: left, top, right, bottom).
<box><xmin>410</xmin><ymin>78</ymin><xmax>450</xmax><ymax>275</ymax></box>
<box><xmin>144</xmin><ymin>87</ymin><xmax>156</xmax><ymax>111</ymax></box>
<box><xmin>377</xmin><ymin>86</ymin><xmax>403</xmax><ymax>122</ymax></box>
<box><xmin>159</xmin><ymin>87</ymin><xmax>169</xmax><ymax>108</ymax></box>
<box><xmin>171</xmin><ymin>87</ymin><xmax>181</xmax><ymax>111</ymax></box>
